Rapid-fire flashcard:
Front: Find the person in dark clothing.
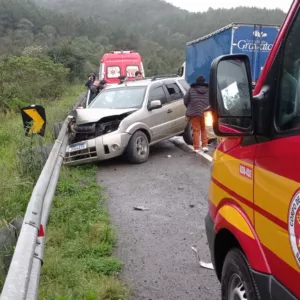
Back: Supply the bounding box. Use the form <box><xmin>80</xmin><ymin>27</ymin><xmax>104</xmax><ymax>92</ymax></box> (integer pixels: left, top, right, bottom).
<box><xmin>88</xmin><ymin>79</ymin><xmax>108</xmax><ymax>105</ymax></box>
<box><xmin>89</xmin><ymin>79</ymin><xmax>100</xmax><ymax>102</ymax></box>
<box><xmin>184</xmin><ymin>75</ymin><xmax>209</xmax><ymax>153</ymax></box>
<box><xmin>99</xmin><ymin>79</ymin><xmax>108</xmax><ymax>91</ymax></box>
<box><xmin>118</xmin><ymin>75</ymin><xmax>127</xmax><ymax>84</ymax></box>
<box><xmin>85</xmin><ymin>73</ymin><xmax>96</xmax><ymax>89</ymax></box>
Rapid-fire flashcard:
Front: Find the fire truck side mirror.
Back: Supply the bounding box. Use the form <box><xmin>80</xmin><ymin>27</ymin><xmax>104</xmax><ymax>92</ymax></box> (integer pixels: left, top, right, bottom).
<box><xmin>209</xmin><ymin>54</ymin><xmax>254</xmax><ymax>137</ymax></box>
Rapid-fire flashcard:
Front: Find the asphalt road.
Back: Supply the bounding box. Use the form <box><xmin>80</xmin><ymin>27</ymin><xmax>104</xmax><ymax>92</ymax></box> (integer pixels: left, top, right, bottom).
<box><xmin>97</xmin><ymin>140</ymin><xmax>220</xmax><ymax>300</ymax></box>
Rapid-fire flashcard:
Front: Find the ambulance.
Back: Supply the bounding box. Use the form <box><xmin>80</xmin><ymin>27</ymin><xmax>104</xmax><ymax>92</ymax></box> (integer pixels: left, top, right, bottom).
<box><xmin>205</xmin><ymin>0</ymin><xmax>300</xmax><ymax>299</ymax></box>
<box><xmin>99</xmin><ymin>51</ymin><xmax>145</xmax><ymax>85</ymax></box>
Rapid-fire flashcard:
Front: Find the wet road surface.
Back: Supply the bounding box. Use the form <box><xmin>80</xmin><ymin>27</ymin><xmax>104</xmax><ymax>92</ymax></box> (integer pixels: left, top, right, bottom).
<box><xmin>97</xmin><ymin>140</ymin><xmax>220</xmax><ymax>300</ymax></box>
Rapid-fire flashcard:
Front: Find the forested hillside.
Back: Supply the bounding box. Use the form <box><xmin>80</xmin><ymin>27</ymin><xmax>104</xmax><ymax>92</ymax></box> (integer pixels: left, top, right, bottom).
<box><xmin>34</xmin><ymin>0</ymin><xmax>285</xmax><ymax>47</ymax></box>
<box><xmin>0</xmin><ymin>0</ymin><xmax>286</xmax><ymax>112</ymax></box>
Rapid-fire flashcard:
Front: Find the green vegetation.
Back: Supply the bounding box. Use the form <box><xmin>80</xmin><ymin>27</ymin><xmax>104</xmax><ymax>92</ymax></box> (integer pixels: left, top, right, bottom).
<box><xmin>0</xmin><ymin>85</ymin><xmax>129</xmax><ymax>298</ymax></box>
<box><xmin>0</xmin><ymin>55</ymin><xmax>68</xmax><ymax>112</ymax></box>
<box><xmin>40</xmin><ymin>166</ymin><xmax>128</xmax><ymax>299</ymax></box>
<box><xmin>0</xmin><ymin>0</ymin><xmax>288</xmax><ymax>297</ymax></box>
<box><xmin>0</xmin><ymin>85</ymin><xmax>81</xmax><ymax>224</ymax></box>
<box><xmin>0</xmin><ymin>0</ymin><xmax>286</xmax><ymax>90</ymax></box>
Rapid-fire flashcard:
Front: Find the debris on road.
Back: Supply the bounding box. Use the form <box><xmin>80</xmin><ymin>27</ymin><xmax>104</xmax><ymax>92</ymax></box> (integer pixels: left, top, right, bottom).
<box><xmin>189</xmin><ymin>204</ymin><xmax>195</xmax><ymax>208</ymax></box>
<box><xmin>199</xmin><ymin>261</ymin><xmax>214</xmax><ymax>270</ymax></box>
<box><xmin>166</xmin><ymin>155</ymin><xmax>172</xmax><ymax>158</ymax></box>
<box><xmin>191</xmin><ymin>246</ymin><xmax>214</xmax><ymax>270</ymax></box>
<box><xmin>133</xmin><ymin>206</ymin><xmax>150</xmax><ymax>211</ymax></box>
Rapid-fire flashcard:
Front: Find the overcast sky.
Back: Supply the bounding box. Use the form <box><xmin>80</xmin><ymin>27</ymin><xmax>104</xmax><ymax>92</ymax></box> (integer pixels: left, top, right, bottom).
<box><xmin>165</xmin><ymin>0</ymin><xmax>292</xmax><ymax>13</ymax></box>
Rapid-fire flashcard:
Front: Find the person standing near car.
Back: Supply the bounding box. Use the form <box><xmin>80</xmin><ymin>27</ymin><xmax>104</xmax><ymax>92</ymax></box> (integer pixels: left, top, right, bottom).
<box><xmin>88</xmin><ymin>79</ymin><xmax>108</xmax><ymax>105</ymax></box>
<box><xmin>118</xmin><ymin>75</ymin><xmax>127</xmax><ymax>84</ymax></box>
<box><xmin>99</xmin><ymin>79</ymin><xmax>108</xmax><ymax>91</ymax></box>
<box><xmin>135</xmin><ymin>71</ymin><xmax>143</xmax><ymax>80</ymax></box>
<box><xmin>184</xmin><ymin>75</ymin><xmax>209</xmax><ymax>153</ymax></box>
<box><xmin>85</xmin><ymin>73</ymin><xmax>96</xmax><ymax>89</ymax></box>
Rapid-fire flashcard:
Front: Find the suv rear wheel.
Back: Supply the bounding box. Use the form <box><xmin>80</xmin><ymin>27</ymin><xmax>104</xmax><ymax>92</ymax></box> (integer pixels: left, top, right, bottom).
<box><xmin>221</xmin><ymin>248</ymin><xmax>260</xmax><ymax>300</ymax></box>
<box><xmin>126</xmin><ymin>131</ymin><xmax>149</xmax><ymax>164</ymax></box>
<box><xmin>182</xmin><ymin>121</ymin><xmax>193</xmax><ymax>145</ymax></box>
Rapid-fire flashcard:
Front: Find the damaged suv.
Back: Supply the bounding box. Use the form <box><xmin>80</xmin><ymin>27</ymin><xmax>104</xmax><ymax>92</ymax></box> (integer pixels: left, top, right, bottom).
<box><xmin>65</xmin><ymin>76</ymin><xmax>192</xmax><ymax>165</ymax></box>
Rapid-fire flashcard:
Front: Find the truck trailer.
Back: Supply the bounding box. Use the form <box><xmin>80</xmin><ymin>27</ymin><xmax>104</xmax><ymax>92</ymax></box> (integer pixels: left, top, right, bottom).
<box><xmin>179</xmin><ymin>23</ymin><xmax>280</xmax><ymax>147</ymax></box>
<box><xmin>185</xmin><ymin>23</ymin><xmax>280</xmax><ymax>85</ymax></box>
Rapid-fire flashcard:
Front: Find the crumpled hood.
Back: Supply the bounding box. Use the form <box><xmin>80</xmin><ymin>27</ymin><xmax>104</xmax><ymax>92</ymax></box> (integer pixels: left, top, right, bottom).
<box><xmin>69</xmin><ymin>108</ymin><xmax>138</xmax><ymax>125</ymax></box>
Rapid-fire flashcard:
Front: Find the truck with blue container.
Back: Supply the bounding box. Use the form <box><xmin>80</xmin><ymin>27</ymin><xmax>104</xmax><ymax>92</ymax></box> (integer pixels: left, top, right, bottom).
<box><xmin>184</xmin><ymin>23</ymin><xmax>280</xmax><ymax>85</ymax></box>
<box><xmin>179</xmin><ymin>23</ymin><xmax>280</xmax><ymax>147</ymax></box>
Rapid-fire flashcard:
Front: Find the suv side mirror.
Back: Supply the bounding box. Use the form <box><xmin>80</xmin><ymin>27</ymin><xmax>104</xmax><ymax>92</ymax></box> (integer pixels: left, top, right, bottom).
<box><xmin>209</xmin><ymin>54</ymin><xmax>254</xmax><ymax>137</ymax></box>
<box><xmin>149</xmin><ymin>100</ymin><xmax>162</xmax><ymax>110</ymax></box>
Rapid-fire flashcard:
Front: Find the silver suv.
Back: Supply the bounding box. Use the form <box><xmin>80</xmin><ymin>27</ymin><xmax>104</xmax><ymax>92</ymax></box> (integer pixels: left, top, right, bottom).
<box><xmin>65</xmin><ymin>76</ymin><xmax>193</xmax><ymax>165</ymax></box>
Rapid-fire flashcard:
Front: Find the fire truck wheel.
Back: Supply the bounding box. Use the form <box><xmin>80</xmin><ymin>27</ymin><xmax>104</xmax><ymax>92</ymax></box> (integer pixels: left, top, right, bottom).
<box><xmin>221</xmin><ymin>248</ymin><xmax>260</xmax><ymax>300</ymax></box>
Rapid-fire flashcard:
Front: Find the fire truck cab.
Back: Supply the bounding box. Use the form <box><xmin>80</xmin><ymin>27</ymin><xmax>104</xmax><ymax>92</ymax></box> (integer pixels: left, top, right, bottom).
<box><xmin>99</xmin><ymin>51</ymin><xmax>145</xmax><ymax>85</ymax></box>
<box><xmin>206</xmin><ymin>0</ymin><xmax>300</xmax><ymax>299</ymax></box>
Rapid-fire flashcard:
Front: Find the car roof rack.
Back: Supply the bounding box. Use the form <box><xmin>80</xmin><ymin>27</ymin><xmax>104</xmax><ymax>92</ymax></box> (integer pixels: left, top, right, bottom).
<box><xmin>130</xmin><ymin>77</ymin><xmax>152</xmax><ymax>82</ymax></box>
<box><xmin>151</xmin><ymin>74</ymin><xmax>179</xmax><ymax>81</ymax></box>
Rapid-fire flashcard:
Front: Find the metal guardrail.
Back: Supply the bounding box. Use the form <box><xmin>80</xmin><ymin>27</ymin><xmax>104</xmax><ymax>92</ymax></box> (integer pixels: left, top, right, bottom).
<box><xmin>0</xmin><ymin>93</ymin><xmax>86</xmax><ymax>300</ymax></box>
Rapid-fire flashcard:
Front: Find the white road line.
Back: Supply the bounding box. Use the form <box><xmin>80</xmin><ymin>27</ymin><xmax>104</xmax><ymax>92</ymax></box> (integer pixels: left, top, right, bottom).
<box><xmin>185</xmin><ymin>144</ymin><xmax>213</xmax><ymax>162</ymax></box>
<box><xmin>170</xmin><ymin>137</ymin><xmax>213</xmax><ymax>162</ymax></box>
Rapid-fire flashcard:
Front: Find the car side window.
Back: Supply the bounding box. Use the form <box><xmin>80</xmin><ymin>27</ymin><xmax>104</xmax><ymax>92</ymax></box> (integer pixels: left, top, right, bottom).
<box><xmin>165</xmin><ymin>83</ymin><xmax>183</xmax><ymax>101</ymax></box>
<box><xmin>276</xmin><ymin>10</ymin><xmax>300</xmax><ymax>131</ymax></box>
<box><xmin>148</xmin><ymin>86</ymin><xmax>168</xmax><ymax>105</ymax></box>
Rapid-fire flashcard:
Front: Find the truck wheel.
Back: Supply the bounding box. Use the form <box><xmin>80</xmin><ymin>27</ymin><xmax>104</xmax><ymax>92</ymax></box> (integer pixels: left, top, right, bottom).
<box><xmin>182</xmin><ymin>122</ymin><xmax>193</xmax><ymax>145</ymax></box>
<box><xmin>53</xmin><ymin>122</ymin><xmax>63</xmax><ymax>140</ymax></box>
<box><xmin>221</xmin><ymin>248</ymin><xmax>260</xmax><ymax>300</ymax></box>
<box><xmin>126</xmin><ymin>131</ymin><xmax>149</xmax><ymax>164</ymax></box>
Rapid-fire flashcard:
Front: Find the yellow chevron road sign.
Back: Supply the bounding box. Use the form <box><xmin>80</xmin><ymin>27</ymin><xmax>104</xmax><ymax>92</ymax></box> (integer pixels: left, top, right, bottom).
<box><xmin>21</xmin><ymin>105</ymin><xmax>46</xmax><ymax>137</ymax></box>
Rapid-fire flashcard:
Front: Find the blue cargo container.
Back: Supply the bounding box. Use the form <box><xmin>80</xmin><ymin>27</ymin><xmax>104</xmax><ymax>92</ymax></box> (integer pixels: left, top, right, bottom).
<box><xmin>185</xmin><ymin>23</ymin><xmax>280</xmax><ymax>85</ymax></box>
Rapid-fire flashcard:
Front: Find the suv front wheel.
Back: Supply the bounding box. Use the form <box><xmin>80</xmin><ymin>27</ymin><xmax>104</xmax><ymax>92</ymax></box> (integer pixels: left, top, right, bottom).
<box><xmin>126</xmin><ymin>131</ymin><xmax>149</xmax><ymax>164</ymax></box>
<box><xmin>221</xmin><ymin>248</ymin><xmax>260</xmax><ymax>300</ymax></box>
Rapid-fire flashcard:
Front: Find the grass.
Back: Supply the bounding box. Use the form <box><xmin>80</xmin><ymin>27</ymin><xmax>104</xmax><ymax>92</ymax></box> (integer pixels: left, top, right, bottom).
<box><xmin>0</xmin><ymin>85</ymin><xmax>129</xmax><ymax>299</ymax></box>
<box><xmin>0</xmin><ymin>85</ymin><xmax>83</xmax><ymax>223</ymax></box>
<box><xmin>39</xmin><ymin>166</ymin><xmax>129</xmax><ymax>299</ymax></box>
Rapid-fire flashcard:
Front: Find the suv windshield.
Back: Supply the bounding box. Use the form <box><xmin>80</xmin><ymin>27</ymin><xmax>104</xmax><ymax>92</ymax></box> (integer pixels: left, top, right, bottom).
<box><xmin>89</xmin><ymin>86</ymin><xmax>146</xmax><ymax>109</ymax></box>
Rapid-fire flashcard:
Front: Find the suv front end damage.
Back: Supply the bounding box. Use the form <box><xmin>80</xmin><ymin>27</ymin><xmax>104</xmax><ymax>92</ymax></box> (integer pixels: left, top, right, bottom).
<box><xmin>64</xmin><ymin>108</ymin><xmax>137</xmax><ymax>166</ymax></box>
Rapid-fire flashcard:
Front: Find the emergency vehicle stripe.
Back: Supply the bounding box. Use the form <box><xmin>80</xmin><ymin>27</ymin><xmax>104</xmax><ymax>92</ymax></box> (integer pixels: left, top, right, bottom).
<box><xmin>217</xmin><ymin>136</ymin><xmax>300</xmax><ymax>183</ymax></box>
<box><xmin>211</xmin><ymin>200</ymin><xmax>300</xmax><ymax>295</ymax></box>
<box><xmin>255</xmin><ymin>213</ymin><xmax>297</xmax><ymax>270</ymax></box>
<box><xmin>212</xmin><ymin>177</ymin><xmax>288</xmax><ymax>230</ymax></box>
<box><xmin>263</xmin><ymin>245</ymin><xmax>299</xmax><ymax>297</ymax></box>
<box><xmin>211</xmin><ymin>176</ymin><xmax>300</xmax><ymax>273</ymax></box>
<box><xmin>210</xmin><ymin>180</ymin><xmax>254</xmax><ymax>224</ymax></box>
<box><xmin>254</xmin><ymin>165</ymin><xmax>299</xmax><ymax>224</ymax></box>
<box><xmin>219</xmin><ymin>205</ymin><xmax>254</xmax><ymax>238</ymax></box>
<box><xmin>213</xmin><ymin>149</ymin><xmax>292</xmax><ymax>228</ymax></box>
<box><xmin>212</xmin><ymin>150</ymin><xmax>254</xmax><ymax>203</ymax></box>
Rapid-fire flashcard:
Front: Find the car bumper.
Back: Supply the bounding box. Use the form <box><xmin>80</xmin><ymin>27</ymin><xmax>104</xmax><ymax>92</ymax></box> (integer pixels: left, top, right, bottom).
<box><xmin>64</xmin><ymin>132</ymin><xmax>131</xmax><ymax>166</ymax></box>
